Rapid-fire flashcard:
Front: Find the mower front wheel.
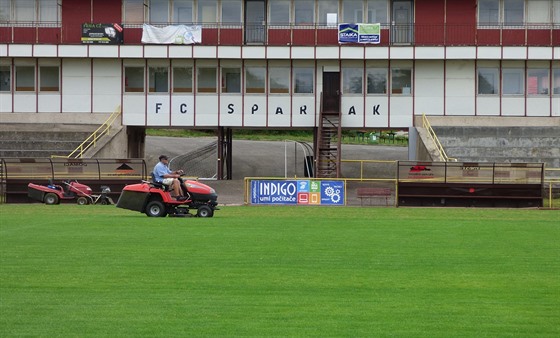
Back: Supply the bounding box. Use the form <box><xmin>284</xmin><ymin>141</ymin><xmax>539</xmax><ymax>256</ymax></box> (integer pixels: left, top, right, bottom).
<box><xmin>76</xmin><ymin>197</ymin><xmax>89</xmax><ymax>205</ymax></box>
<box><xmin>145</xmin><ymin>200</ymin><xmax>168</xmax><ymax>217</ymax></box>
<box><xmin>44</xmin><ymin>193</ymin><xmax>59</xmax><ymax>205</ymax></box>
<box><xmin>196</xmin><ymin>205</ymin><xmax>214</xmax><ymax>218</ymax></box>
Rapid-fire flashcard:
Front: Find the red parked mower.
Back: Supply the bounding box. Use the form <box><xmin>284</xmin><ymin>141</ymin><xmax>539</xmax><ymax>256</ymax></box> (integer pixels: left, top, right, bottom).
<box><xmin>116</xmin><ymin>176</ymin><xmax>218</xmax><ymax>217</ymax></box>
<box><xmin>28</xmin><ymin>180</ymin><xmax>113</xmax><ymax>205</ymax></box>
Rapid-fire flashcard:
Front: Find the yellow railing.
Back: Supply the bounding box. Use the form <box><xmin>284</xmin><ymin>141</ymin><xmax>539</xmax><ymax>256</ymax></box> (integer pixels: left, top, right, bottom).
<box><xmin>51</xmin><ymin>106</ymin><xmax>121</xmax><ymax>159</ymax></box>
<box><xmin>422</xmin><ymin>113</ymin><xmax>457</xmax><ymax>162</ymax></box>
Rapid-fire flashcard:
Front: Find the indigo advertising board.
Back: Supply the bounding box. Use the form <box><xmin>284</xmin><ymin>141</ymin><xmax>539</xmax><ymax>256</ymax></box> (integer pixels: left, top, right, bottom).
<box><xmin>250</xmin><ymin>180</ymin><xmax>345</xmax><ymax>206</ymax></box>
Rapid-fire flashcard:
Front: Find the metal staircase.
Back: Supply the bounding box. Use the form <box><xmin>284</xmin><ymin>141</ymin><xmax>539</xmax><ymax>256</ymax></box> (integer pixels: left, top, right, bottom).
<box><xmin>315</xmin><ymin>96</ymin><xmax>342</xmax><ymax>178</ymax></box>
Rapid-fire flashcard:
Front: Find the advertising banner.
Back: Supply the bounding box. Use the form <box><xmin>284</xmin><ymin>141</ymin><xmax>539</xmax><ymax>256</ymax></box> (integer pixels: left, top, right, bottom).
<box><xmin>141</xmin><ymin>24</ymin><xmax>202</xmax><ymax>44</ymax></box>
<box><xmin>338</xmin><ymin>23</ymin><xmax>380</xmax><ymax>44</ymax></box>
<box><xmin>81</xmin><ymin>23</ymin><xmax>123</xmax><ymax>44</ymax></box>
<box><xmin>250</xmin><ymin>180</ymin><xmax>345</xmax><ymax>206</ymax></box>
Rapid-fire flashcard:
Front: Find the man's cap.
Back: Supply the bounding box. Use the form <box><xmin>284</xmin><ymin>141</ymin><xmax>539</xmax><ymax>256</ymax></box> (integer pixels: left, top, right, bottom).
<box><xmin>159</xmin><ymin>155</ymin><xmax>168</xmax><ymax>161</ymax></box>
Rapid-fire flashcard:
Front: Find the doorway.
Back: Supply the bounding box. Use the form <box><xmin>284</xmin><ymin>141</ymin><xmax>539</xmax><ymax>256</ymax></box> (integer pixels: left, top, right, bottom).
<box><xmin>322</xmin><ymin>72</ymin><xmax>340</xmax><ymax>113</ymax></box>
<box><xmin>245</xmin><ymin>0</ymin><xmax>266</xmax><ymax>44</ymax></box>
<box><xmin>391</xmin><ymin>1</ymin><xmax>413</xmax><ymax>44</ymax></box>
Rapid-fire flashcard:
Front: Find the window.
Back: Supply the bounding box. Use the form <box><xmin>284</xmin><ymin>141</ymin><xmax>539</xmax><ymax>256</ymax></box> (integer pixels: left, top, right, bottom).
<box><xmin>391</xmin><ymin>68</ymin><xmax>411</xmax><ymax>95</ymax></box>
<box><xmin>479</xmin><ymin>0</ymin><xmax>500</xmax><ymax>25</ymax></box>
<box><xmin>0</xmin><ymin>0</ymin><xmax>59</xmax><ymax>23</ymax></box>
<box><xmin>527</xmin><ymin>68</ymin><xmax>549</xmax><ymax>95</ymax></box>
<box><xmin>221</xmin><ymin>68</ymin><xmax>241</xmax><ymax>93</ymax></box>
<box><xmin>39</xmin><ymin>66</ymin><xmax>59</xmax><ymax>92</ymax></box>
<box><xmin>502</xmin><ymin>68</ymin><xmax>524</xmax><ymax>95</ymax></box>
<box><xmin>39</xmin><ymin>0</ymin><xmax>58</xmax><ymax>22</ymax></box>
<box><xmin>343</xmin><ymin>68</ymin><xmax>363</xmax><ymax>94</ymax></box>
<box><xmin>504</xmin><ymin>0</ymin><xmax>524</xmax><ymax>25</ymax></box>
<box><xmin>318</xmin><ymin>1</ymin><xmax>338</xmax><ymax>25</ymax></box>
<box><xmin>269</xmin><ymin>0</ymin><xmax>290</xmax><ymax>25</ymax></box>
<box><xmin>222</xmin><ymin>0</ymin><xmax>242</xmax><ymax>24</ymax></box>
<box><xmin>124</xmin><ymin>0</ymin><xmax>145</xmax><ymax>24</ymax></box>
<box><xmin>295</xmin><ymin>0</ymin><xmax>314</xmax><ymax>25</ymax></box>
<box><xmin>125</xmin><ymin>67</ymin><xmax>144</xmax><ymax>93</ymax></box>
<box><xmin>527</xmin><ymin>0</ymin><xmax>551</xmax><ymax>24</ymax></box>
<box><xmin>479</xmin><ymin>0</ymin><xmax>526</xmax><ymax>25</ymax></box>
<box><xmin>367</xmin><ymin>0</ymin><xmax>388</xmax><ymax>24</ymax></box>
<box><xmin>269</xmin><ymin>67</ymin><xmax>290</xmax><ymax>94</ymax></box>
<box><xmin>555</xmin><ymin>0</ymin><xmax>560</xmax><ymax>23</ymax></box>
<box><xmin>367</xmin><ymin>68</ymin><xmax>387</xmax><ymax>94</ymax></box>
<box><xmin>197</xmin><ymin>67</ymin><xmax>217</xmax><ymax>93</ymax></box>
<box><xmin>0</xmin><ymin>0</ymin><xmax>9</xmax><ymax>22</ymax></box>
<box><xmin>173</xmin><ymin>67</ymin><xmax>192</xmax><ymax>93</ymax></box>
<box><xmin>14</xmin><ymin>0</ymin><xmax>34</xmax><ymax>22</ymax></box>
<box><xmin>478</xmin><ymin>67</ymin><xmax>499</xmax><ymax>94</ymax></box>
<box><xmin>554</xmin><ymin>68</ymin><xmax>560</xmax><ymax>94</ymax></box>
<box><xmin>150</xmin><ymin>0</ymin><xmax>169</xmax><ymax>23</ymax></box>
<box><xmin>343</xmin><ymin>1</ymin><xmax>363</xmax><ymax>23</ymax></box>
<box><xmin>174</xmin><ymin>0</ymin><xmax>193</xmax><ymax>24</ymax></box>
<box><xmin>293</xmin><ymin>67</ymin><xmax>314</xmax><ymax>94</ymax></box>
<box><xmin>149</xmin><ymin>66</ymin><xmax>168</xmax><ymax>93</ymax></box>
<box><xmin>15</xmin><ymin>66</ymin><xmax>34</xmax><ymax>92</ymax></box>
<box><xmin>198</xmin><ymin>0</ymin><xmax>217</xmax><ymax>24</ymax></box>
<box><xmin>245</xmin><ymin>67</ymin><xmax>265</xmax><ymax>94</ymax></box>
<box><xmin>0</xmin><ymin>66</ymin><xmax>10</xmax><ymax>91</ymax></box>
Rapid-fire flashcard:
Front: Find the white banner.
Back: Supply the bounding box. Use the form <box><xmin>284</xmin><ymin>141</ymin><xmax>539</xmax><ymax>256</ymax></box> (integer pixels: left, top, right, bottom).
<box><xmin>141</xmin><ymin>24</ymin><xmax>202</xmax><ymax>44</ymax></box>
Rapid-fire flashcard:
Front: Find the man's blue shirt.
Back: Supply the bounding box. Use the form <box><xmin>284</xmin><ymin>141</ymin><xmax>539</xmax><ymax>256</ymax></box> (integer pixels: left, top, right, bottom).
<box><xmin>153</xmin><ymin>162</ymin><xmax>172</xmax><ymax>183</ymax></box>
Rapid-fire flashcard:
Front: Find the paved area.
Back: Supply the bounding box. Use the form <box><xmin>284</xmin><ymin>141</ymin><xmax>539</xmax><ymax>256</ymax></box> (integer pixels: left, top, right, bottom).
<box><xmin>146</xmin><ymin>136</ymin><xmax>408</xmax><ymax>206</ymax></box>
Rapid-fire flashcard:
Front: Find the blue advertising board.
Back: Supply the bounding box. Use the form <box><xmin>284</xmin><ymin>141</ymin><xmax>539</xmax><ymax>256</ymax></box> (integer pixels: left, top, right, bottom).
<box><xmin>338</xmin><ymin>23</ymin><xmax>381</xmax><ymax>44</ymax></box>
<box><xmin>250</xmin><ymin>180</ymin><xmax>345</xmax><ymax>206</ymax></box>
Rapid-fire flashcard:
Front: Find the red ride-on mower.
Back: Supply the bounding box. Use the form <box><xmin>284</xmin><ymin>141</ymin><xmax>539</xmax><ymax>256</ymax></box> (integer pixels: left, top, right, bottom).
<box><xmin>28</xmin><ymin>180</ymin><xmax>113</xmax><ymax>205</ymax></box>
<box><xmin>116</xmin><ymin>175</ymin><xmax>218</xmax><ymax>217</ymax></box>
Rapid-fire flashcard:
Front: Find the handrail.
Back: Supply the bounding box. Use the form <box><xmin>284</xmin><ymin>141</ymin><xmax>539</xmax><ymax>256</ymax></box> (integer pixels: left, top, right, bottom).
<box><xmin>51</xmin><ymin>105</ymin><xmax>121</xmax><ymax>159</ymax></box>
<box><xmin>421</xmin><ymin>113</ymin><xmax>457</xmax><ymax>162</ymax></box>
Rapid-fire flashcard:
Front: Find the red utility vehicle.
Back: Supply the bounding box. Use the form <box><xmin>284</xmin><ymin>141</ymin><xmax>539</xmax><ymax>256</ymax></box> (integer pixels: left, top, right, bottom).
<box><xmin>28</xmin><ymin>180</ymin><xmax>113</xmax><ymax>205</ymax></box>
<box><xmin>116</xmin><ymin>177</ymin><xmax>218</xmax><ymax>217</ymax></box>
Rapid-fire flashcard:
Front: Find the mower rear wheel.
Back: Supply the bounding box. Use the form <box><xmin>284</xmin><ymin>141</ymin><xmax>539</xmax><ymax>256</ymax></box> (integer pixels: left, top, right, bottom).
<box><xmin>76</xmin><ymin>197</ymin><xmax>89</xmax><ymax>205</ymax></box>
<box><xmin>145</xmin><ymin>200</ymin><xmax>168</xmax><ymax>217</ymax></box>
<box><xmin>44</xmin><ymin>193</ymin><xmax>59</xmax><ymax>205</ymax></box>
<box><xmin>196</xmin><ymin>205</ymin><xmax>214</xmax><ymax>218</ymax></box>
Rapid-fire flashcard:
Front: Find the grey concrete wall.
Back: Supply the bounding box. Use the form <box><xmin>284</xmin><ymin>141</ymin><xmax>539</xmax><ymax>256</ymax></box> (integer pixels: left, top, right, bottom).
<box><xmin>433</xmin><ymin>126</ymin><xmax>560</xmax><ymax>168</ymax></box>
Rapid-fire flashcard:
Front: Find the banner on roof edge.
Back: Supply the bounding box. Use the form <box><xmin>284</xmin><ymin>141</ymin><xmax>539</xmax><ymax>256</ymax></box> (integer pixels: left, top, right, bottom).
<box><xmin>338</xmin><ymin>23</ymin><xmax>380</xmax><ymax>44</ymax></box>
<box><xmin>141</xmin><ymin>24</ymin><xmax>202</xmax><ymax>44</ymax></box>
<box><xmin>82</xmin><ymin>23</ymin><xmax>124</xmax><ymax>44</ymax></box>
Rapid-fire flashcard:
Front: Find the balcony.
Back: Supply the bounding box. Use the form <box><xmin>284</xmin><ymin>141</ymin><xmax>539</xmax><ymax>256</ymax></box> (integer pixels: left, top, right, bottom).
<box><xmin>1</xmin><ymin>22</ymin><xmax>559</xmax><ymax>47</ymax></box>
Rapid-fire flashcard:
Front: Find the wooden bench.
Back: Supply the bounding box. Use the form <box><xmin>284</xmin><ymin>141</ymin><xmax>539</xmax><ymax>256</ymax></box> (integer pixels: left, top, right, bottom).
<box><xmin>356</xmin><ymin>188</ymin><xmax>391</xmax><ymax>206</ymax></box>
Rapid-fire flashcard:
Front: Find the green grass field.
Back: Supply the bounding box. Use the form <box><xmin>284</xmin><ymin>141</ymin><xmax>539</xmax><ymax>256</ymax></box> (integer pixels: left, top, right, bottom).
<box><xmin>1</xmin><ymin>205</ymin><xmax>558</xmax><ymax>337</ymax></box>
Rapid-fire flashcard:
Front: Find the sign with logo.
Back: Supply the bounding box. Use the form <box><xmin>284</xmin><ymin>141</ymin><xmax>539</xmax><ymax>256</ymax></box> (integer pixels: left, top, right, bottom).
<box><xmin>338</xmin><ymin>23</ymin><xmax>380</xmax><ymax>44</ymax></box>
<box><xmin>250</xmin><ymin>180</ymin><xmax>345</xmax><ymax>206</ymax></box>
<box><xmin>82</xmin><ymin>23</ymin><xmax>123</xmax><ymax>44</ymax></box>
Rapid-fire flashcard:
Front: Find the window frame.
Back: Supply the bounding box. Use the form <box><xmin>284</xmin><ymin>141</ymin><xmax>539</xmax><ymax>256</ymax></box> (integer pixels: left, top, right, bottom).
<box><xmin>269</xmin><ymin>66</ymin><xmax>290</xmax><ymax>94</ymax></box>
<box><xmin>390</xmin><ymin>67</ymin><xmax>412</xmax><ymax>95</ymax></box>
<box><xmin>245</xmin><ymin>66</ymin><xmax>266</xmax><ymax>94</ymax></box>
<box><xmin>124</xmin><ymin>66</ymin><xmax>145</xmax><ymax>93</ymax></box>
<box><xmin>367</xmin><ymin>68</ymin><xmax>387</xmax><ymax>94</ymax></box>
<box><xmin>15</xmin><ymin>65</ymin><xmax>35</xmax><ymax>92</ymax></box>
<box><xmin>526</xmin><ymin>68</ymin><xmax>549</xmax><ymax>95</ymax></box>
<box><xmin>39</xmin><ymin>65</ymin><xmax>59</xmax><ymax>92</ymax></box>
<box><xmin>172</xmin><ymin>66</ymin><xmax>193</xmax><ymax>93</ymax></box>
<box><xmin>197</xmin><ymin>67</ymin><xmax>217</xmax><ymax>93</ymax></box>
<box><xmin>221</xmin><ymin>67</ymin><xmax>242</xmax><ymax>94</ymax></box>
<box><xmin>293</xmin><ymin>67</ymin><xmax>314</xmax><ymax>94</ymax></box>
<box><xmin>343</xmin><ymin>67</ymin><xmax>363</xmax><ymax>94</ymax></box>
<box><xmin>148</xmin><ymin>66</ymin><xmax>169</xmax><ymax>93</ymax></box>
<box><xmin>0</xmin><ymin>65</ymin><xmax>11</xmax><ymax>92</ymax></box>
<box><xmin>502</xmin><ymin>67</ymin><xmax>525</xmax><ymax>95</ymax></box>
